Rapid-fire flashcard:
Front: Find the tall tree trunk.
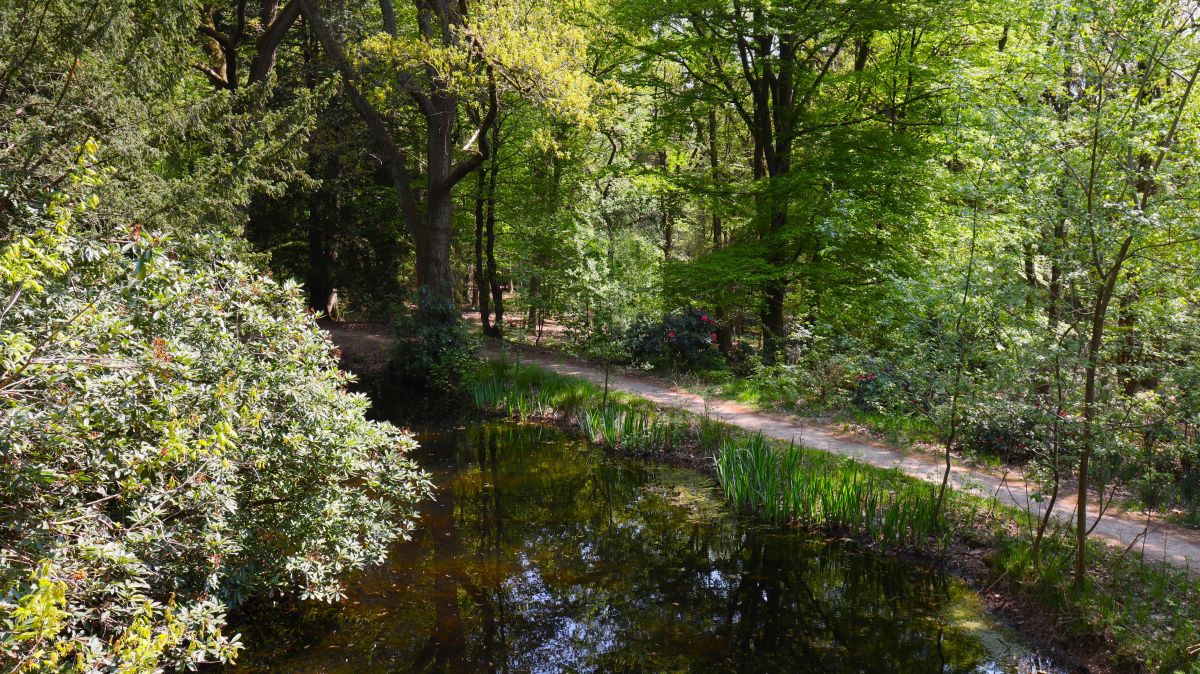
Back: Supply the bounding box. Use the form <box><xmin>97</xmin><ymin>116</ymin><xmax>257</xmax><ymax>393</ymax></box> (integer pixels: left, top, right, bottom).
<box><xmin>526</xmin><ymin>276</ymin><xmax>540</xmax><ymax>331</ymax></box>
<box><xmin>761</xmin><ymin>278</ymin><xmax>786</xmax><ymax>360</ymax></box>
<box><xmin>474</xmin><ymin>167</ymin><xmax>492</xmax><ymax>334</ymax></box>
<box><xmin>306</xmin><ymin>180</ymin><xmax>335</xmax><ymax>314</ymax></box>
<box><xmin>1076</xmin><ymin>235</ymin><xmax>1133</xmax><ymax>588</ymax></box>
<box><xmin>658</xmin><ymin>148</ymin><xmax>672</xmax><ymax>259</ymax></box>
<box><xmin>418</xmin><ymin>98</ymin><xmax>459</xmax><ymax>317</ymax></box>
<box><xmin>297</xmin><ymin>0</ymin><xmax>497</xmax><ymax>327</ymax></box>
<box><xmin>708</xmin><ymin>107</ymin><xmax>722</xmax><ymax>249</ymax></box>
<box><xmin>485</xmin><ymin>146</ymin><xmax>503</xmax><ymax>337</ymax></box>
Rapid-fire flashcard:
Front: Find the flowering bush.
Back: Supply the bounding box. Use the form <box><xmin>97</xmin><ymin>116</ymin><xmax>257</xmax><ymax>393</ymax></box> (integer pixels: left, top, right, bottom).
<box><xmin>623</xmin><ymin>308</ymin><xmax>723</xmax><ymax>370</ymax></box>
<box><xmin>0</xmin><ymin>184</ymin><xmax>432</xmax><ymax>671</ymax></box>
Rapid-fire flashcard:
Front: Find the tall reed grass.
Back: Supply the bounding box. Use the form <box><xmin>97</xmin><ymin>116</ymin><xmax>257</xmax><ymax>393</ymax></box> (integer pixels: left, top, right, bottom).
<box><xmin>715</xmin><ymin>435</ymin><xmax>941</xmax><ymax>545</ymax></box>
<box><xmin>576</xmin><ymin>404</ymin><xmax>690</xmax><ymax>454</ymax></box>
<box><xmin>473</xmin><ymin>361</ymin><xmax>942</xmax><ymax>544</ymax></box>
<box><xmin>468</xmin><ymin>365</ymin><xmax>591</xmax><ymax>421</ymax></box>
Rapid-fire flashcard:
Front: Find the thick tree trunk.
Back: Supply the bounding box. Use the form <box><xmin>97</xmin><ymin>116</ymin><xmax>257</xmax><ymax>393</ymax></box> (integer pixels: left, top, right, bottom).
<box><xmin>760</xmin><ymin>153</ymin><xmax>790</xmax><ymax>363</ymax></box>
<box><xmin>761</xmin><ymin>278</ymin><xmax>786</xmax><ymax>361</ymax></box>
<box><xmin>298</xmin><ymin>0</ymin><xmax>497</xmax><ymax>328</ymax></box>
<box><xmin>416</xmin><ymin>190</ymin><xmax>456</xmax><ymax>315</ymax></box>
<box><xmin>248</xmin><ymin>0</ymin><xmax>300</xmax><ymax>84</ymax></box>
<box><xmin>416</xmin><ymin>95</ymin><xmax>459</xmax><ymax>317</ymax></box>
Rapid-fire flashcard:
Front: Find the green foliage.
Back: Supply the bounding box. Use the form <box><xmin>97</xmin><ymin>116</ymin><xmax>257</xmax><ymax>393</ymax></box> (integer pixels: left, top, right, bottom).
<box><xmin>0</xmin><ymin>186</ymin><xmax>431</xmax><ymax>670</ymax></box>
<box><xmin>577</xmin><ymin>405</ymin><xmax>692</xmax><ymax>455</ymax></box>
<box><xmin>714</xmin><ymin>437</ymin><xmax>942</xmax><ymax>546</ymax></box>
<box><xmin>623</xmin><ymin>307</ymin><xmax>722</xmax><ymax>371</ymax></box>
<box><xmin>469</xmin><ymin>361</ymin><xmax>593</xmax><ymax>421</ymax></box>
<box><xmin>985</xmin><ymin>511</ymin><xmax>1200</xmax><ymax>671</ymax></box>
<box><xmin>389</xmin><ymin>291</ymin><xmax>481</xmax><ymax>393</ymax></box>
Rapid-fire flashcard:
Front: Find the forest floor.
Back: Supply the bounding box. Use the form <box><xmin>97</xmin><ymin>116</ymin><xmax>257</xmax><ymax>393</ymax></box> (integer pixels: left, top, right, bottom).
<box><xmin>323</xmin><ymin>320</ymin><xmax>1200</xmax><ymax>576</ymax></box>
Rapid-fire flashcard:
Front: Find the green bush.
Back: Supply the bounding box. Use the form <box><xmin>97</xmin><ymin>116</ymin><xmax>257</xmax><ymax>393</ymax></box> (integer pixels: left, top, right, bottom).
<box><xmin>0</xmin><ymin>190</ymin><xmax>432</xmax><ymax>671</ymax></box>
<box><xmin>389</xmin><ymin>290</ymin><xmax>481</xmax><ymax>393</ymax></box>
<box><xmin>623</xmin><ymin>308</ymin><xmax>723</xmax><ymax>370</ymax></box>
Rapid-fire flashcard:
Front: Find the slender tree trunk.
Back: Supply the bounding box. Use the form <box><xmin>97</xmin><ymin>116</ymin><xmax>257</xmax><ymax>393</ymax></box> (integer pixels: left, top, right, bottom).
<box><xmin>1077</xmin><ymin>323</ymin><xmax>1102</xmax><ymax>589</ymax></box>
<box><xmin>526</xmin><ymin>276</ymin><xmax>540</xmax><ymax>331</ymax></box>
<box><xmin>474</xmin><ymin>167</ymin><xmax>492</xmax><ymax>334</ymax></box>
<box><xmin>1075</xmin><ymin>237</ymin><xmax>1131</xmax><ymax>588</ymax></box>
<box><xmin>1033</xmin><ymin>362</ymin><xmax>1064</xmax><ymax>574</ymax></box>
<box><xmin>658</xmin><ymin>149</ymin><xmax>672</xmax><ymax>260</ymax></box>
<box><xmin>936</xmin><ymin>195</ymin><xmax>980</xmax><ymax>525</ymax></box>
<box><xmin>485</xmin><ymin>148</ymin><xmax>503</xmax><ymax>336</ymax></box>
<box><xmin>708</xmin><ymin>107</ymin><xmax>722</xmax><ymax>249</ymax></box>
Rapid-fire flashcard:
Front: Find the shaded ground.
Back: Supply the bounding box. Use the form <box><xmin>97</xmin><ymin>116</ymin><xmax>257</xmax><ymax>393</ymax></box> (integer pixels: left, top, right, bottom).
<box><xmin>322</xmin><ymin>321</ymin><xmax>1200</xmax><ymax>575</ymax></box>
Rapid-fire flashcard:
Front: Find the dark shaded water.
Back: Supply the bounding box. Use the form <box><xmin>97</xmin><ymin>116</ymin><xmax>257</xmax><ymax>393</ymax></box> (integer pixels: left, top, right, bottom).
<box><xmin>229</xmin><ymin>418</ymin><xmax>1062</xmax><ymax>673</ymax></box>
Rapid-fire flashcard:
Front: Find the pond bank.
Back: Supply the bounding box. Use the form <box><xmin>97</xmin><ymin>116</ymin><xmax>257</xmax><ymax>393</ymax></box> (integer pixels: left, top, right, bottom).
<box><xmin>228</xmin><ymin>421</ymin><xmax>1066</xmax><ymax>673</ymax></box>
<box><xmin>323</xmin><ymin>321</ymin><xmax>1200</xmax><ymax>672</ymax></box>
<box><xmin>323</xmin><ymin>321</ymin><xmax>1200</xmax><ymax>573</ymax></box>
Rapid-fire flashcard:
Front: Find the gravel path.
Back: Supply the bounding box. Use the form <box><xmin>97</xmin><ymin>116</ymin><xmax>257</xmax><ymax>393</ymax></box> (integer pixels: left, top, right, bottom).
<box><xmin>505</xmin><ymin>346</ymin><xmax>1200</xmax><ymax>572</ymax></box>
<box><xmin>324</xmin><ymin>322</ymin><xmax>1200</xmax><ymax>574</ymax></box>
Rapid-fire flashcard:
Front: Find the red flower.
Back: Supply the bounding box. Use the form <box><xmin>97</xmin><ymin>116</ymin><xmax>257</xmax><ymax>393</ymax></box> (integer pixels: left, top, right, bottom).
<box><xmin>701</xmin><ymin>314</ymin><xmax>709</xmax><ymax>322</ymax></box>
<box><xmin>667</xmin><ymin>330</ymin><xmax>676</xmax><ymax>339</ymax></box>
<box><xmin>710</xmin><ymin>332</ymin><xmax>718</xmax><ymax>342</ymax></box>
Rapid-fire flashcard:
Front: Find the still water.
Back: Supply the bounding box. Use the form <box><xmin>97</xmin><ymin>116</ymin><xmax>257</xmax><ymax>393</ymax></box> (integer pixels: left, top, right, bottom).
<box><xmin>229</xmin><ymin>419</ymin><xmax>1062</xmax><ymax>673</ymax></box>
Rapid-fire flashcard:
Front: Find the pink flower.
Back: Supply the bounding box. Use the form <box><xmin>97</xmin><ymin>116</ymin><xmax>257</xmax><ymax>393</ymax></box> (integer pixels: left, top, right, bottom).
<box><xmin>667</xmin><ymin>330</ymin><xmax>676</xmax><ymax>339</ymax></box>
<box><xmin>701</xmin><ymin>314</ymin><xmax>709</xmax><ymax>322</ymax></box>
<box><xmin>710</xmin><ymin>332</ymin><xmax>718</xmax><ymax>342</ymax></box>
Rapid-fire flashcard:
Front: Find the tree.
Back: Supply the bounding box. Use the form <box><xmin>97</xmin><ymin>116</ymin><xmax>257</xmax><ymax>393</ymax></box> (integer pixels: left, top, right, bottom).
<box><xmin>289</xmin><ymin>0</ymin><xmax>598</xmax><ymax>325</ymax></box>
<box><xmin>622</xmin><ymin>0</ymin><xmax>953</xmax><ymax>360</ymax></box>
<box><xmin>1001</xmin><ymin>0</ymin><xmax>1200</xmax><ymax>587</ymax></box>
<box><xmin>1</xmin><ymin>3</ymin><xmax>431</xmax><ymax>668</ymax></box>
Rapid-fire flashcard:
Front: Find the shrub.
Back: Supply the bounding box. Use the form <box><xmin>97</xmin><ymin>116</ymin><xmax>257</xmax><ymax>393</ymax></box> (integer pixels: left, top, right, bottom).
<box><xmin>389</xmin><ymin>290</ymin><xmax>481</xmax><ymax>393</ymax></box>
<box><xmin>960</xmin><ymin>398</ymin><xmax>1054</xmax><ymax>463</ymax></box>
<box><xmin>623</xmin><ymin>307</ymin><xmax>722</xmax><ymax>370</ymax></box>
<box><xmin>0</xmin><ymin>192</ymin><xmax>432</xmax><ymax>671</ymax></box>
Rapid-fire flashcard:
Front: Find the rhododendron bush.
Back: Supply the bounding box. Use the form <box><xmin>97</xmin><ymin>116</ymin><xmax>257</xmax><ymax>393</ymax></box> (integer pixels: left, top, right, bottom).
<box><xmin>0</xmin><ymin>176</ymin><xmax>431</xmax><ymax>671</ymax></box>
<box><xmin>622</xmin><ymin>308</ymin><xmax>722</xmax><ymax>370</ymax></box>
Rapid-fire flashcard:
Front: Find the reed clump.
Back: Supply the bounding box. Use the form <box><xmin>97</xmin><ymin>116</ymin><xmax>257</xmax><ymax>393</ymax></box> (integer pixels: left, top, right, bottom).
<box><xmin>576</xmin><ymin>404</ymin><xmax>691</xmax><ymax>454</ymax></box>
<box><xmin>714</xmin><ymin>435</ymin><xmax>941</xmax><ymax>546</ymax></box>
<box><xmin>469</xmin><ymin>363</ymin><xmax>592</xmax><ymax>421</ymax></box>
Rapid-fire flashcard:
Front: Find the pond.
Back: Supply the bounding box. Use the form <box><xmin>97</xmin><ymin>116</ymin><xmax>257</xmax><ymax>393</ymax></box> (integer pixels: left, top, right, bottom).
<box><xmin>228</xmin><ymin>417</ymin><xmax>1064</xmax><ymax>673</ymax></box>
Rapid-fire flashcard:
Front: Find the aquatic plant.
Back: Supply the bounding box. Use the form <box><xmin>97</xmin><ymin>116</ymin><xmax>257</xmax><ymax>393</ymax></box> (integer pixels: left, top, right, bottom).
<box><xmin>715</xmin><ymin>436</ymin><xmax>941</xmax><ymax>545</ymax></box>
<box><xmin>470</xmin><ymin>364</ymin><xmax>595</xmax><ymax>422</ymax></box>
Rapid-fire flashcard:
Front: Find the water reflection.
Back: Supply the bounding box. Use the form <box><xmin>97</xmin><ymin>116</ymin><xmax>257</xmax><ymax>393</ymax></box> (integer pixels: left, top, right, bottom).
<box><xmin>229</xmin><ymin>422</ymin><xmax>1059</xmax><ymax>673</ymax></box>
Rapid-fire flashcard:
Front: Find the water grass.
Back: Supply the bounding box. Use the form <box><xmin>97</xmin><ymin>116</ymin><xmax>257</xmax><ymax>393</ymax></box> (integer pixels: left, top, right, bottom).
<box><xmin>576</xmin><ymin>404</ymin><xmax>690</xmax><ymax>454</ymax></box>
<box><xmin>469</xmin><ymin>362</ymin><xmax>593</xmax><ymax>421</ymax></box>
<box><xmin>714</xmin><ymin>435</ymin><xmax>941</xmax><ymax>545</ymax></box>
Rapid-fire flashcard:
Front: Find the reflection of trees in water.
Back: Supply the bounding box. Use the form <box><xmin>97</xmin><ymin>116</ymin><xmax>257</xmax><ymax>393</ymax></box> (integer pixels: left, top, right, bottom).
<box><xmin>232</xmin><ymin>421</ymin><xmax>1004</xmax><ymax>673</ymax></box>
<box><xmin>440</xmin><ymin>423</ymin><xmax>989</xmax><ymax>673</ymax></box>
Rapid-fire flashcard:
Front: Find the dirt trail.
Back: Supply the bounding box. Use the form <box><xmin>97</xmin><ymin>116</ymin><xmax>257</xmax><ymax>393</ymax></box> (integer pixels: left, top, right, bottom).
<box><xmin>325</xmin><ymin>322</ymin><xmax>1200</xmax><ymax>574</ymax></box>
<box><xmin>510</xmin><ymin>347</ymin><xmax>1200</xmax><ymax>570</ymax></box>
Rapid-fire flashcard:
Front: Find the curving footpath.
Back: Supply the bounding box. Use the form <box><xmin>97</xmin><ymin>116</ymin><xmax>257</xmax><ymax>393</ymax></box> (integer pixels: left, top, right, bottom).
<box><xmin>323</xmin><ymin>322</ymin><xmax>1200</xmax><ymax>575</ymax></box>
<box><xmin>490</xmin><ymin>345</ymin><xmax>1200</xmax><ymax>575</ymax></box>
